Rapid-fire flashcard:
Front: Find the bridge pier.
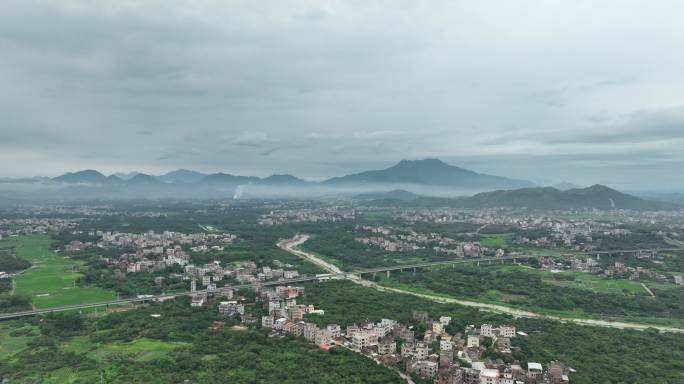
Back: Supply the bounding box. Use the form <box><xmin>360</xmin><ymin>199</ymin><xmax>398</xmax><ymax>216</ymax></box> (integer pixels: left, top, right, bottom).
<box><xmin>386</xmin><ymin>270</ymin><xmax>391</xmax><ymax>278</ymax></box>
<box><xmin>412</xmin><ymin>267</ymin><xmax>416</xmax><ymax>275</ymax></box>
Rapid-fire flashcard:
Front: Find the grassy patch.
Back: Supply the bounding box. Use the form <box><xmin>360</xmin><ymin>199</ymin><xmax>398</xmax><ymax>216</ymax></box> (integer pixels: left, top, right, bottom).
<box><xmin>0</xmin><ymin>322</ymin><xmax>39</xmax><ymax>359</ymax></box>
<box><xmin>479</xmin><ymin>234</ymin><xmax>511</xmax><ymax>248</ymax></box>
<box><xmin>91</xmin><ymin>338</ymin><xmax>189</xmax><ymax>362</ymax></box>
<box><xmin>543</xmin><ymin>272</ymin><xmax>648</xmax><ymax>295</ymax></box>
<box><xmin>2</xmin><ymin>235</ymin><xmax>116</xmax><ymax>308</ymax></box>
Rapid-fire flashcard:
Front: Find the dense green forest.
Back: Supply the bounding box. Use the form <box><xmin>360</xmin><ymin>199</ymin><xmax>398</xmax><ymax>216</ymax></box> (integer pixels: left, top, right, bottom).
<box><xmin>0</xmin><ymin>250</ymin><xmax>32</xmax><ymax>273</ymax></box>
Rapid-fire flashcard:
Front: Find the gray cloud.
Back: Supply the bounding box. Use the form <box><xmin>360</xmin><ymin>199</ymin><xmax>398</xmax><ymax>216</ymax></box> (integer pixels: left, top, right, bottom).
<box><xmin>1</xmin><ymin>1</ymin><xmax>684</xmax><ymax>190</ymax></box>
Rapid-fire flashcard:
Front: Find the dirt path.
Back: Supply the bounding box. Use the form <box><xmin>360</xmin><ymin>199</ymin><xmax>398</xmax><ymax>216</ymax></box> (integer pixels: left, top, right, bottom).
<box><xmin>279</xmin><ymin>235</ymin><xmax>684</xmax><ymax>334</ymax></box>
<box><xmin>641</xmin><ymin>283</ymin><xmax>655</xmax><ymax>297</ymax></box>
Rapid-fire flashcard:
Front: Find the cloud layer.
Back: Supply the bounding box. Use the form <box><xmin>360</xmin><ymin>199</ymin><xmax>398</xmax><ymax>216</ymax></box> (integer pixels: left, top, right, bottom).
<box><xmin>2</xmin><ymin>1</ymin><xmax>684</xmax><ymax>190</ymax></box>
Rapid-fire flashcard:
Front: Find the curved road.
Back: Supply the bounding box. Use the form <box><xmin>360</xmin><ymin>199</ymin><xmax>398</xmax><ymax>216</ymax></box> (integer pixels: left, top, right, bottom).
<box><xmin>279</xmin><ymin>234</ymin><xmax>684</xmax><ymax>334</ymax></box>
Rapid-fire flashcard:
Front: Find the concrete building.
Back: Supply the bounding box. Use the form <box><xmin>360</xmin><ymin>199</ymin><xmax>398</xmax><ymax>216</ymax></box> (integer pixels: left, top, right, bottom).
<box><xmin>415</xmin><ymin>342</ymin><xmax>429</xmax><ymax>360</ymax></box>
<box><xmin>414</xmin><ymin>360</ymin><xmax>438</xmax><ymax>379</ymax></box>
<box><xmin>528</xmin><ymin>362</ymin><xmax>543</xmax><ymax>379</ymax></box>
<box><xmin>479</xmin><ymin>369</ymin><xmax>499</xmax><ymax>384</ymax></box>
<box><xmin>378</xmin><ymin>337</ymin><xmax>396</xmax><ymax>355</ymax></box>
<box><xmin>467</xmin><ymin>334</ymin><xmax>480</xmax><ymax>348</ymax></box>
<box><xmin>261</xmin><ymin>315</ymin><xmax>274</xmax><ymax>328</ymax></box>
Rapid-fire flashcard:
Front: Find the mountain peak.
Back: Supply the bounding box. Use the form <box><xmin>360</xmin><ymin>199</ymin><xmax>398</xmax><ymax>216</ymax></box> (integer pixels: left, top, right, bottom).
<box><xmin>127</xmin><ymin>173</ymin><xmax>162</xmax><ymax>185</ymax></box>
<box><xmin>395</xmin><ymin>158</ymin><xmax>452</xmax><ymax>168</ymax></box>
<box><xmin>259</xmin><ymin>174</ymin><xmax>308</xmax><ymax>185</ymax></box>
<box><xmin>157</xmin><ymin>169</ymin><xmax>207</xmax><ymax>183</ymax></box>
<box><xmin>53</xmin><ymin>170</ymin><xmax>112</xmax><ymax>184</ymax></box>
<box><xmin>325</xmin><ymin>158</ymin><xmax>533</xmax><ymax>189</ymax></box>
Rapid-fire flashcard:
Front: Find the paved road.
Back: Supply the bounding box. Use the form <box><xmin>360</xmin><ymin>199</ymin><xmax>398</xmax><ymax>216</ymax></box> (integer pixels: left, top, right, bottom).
<box><xmin>279</xmin><ymin>235</ymin><xmax>684</xmax><ymax>334</ymax></box>
<box><xmin>277</xmin><ymin>235</ymin><xmax>344</xmax><ymax>274</ymax></box>
<box><xmin>0</xmin><ymin>275</ymin><xmax>323</xmax><ymax>320</ymax></box>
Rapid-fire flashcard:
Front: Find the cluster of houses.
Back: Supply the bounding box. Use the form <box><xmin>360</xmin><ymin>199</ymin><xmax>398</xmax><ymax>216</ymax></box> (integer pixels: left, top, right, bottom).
<box><xmin>98</xmin><ymin>230</ymin><xmax>236</xmax><ymax>250</ymax></box>
<box><xmin>208</xmin><ymin>283</ymin><xmax>322</xmax><ymax>328</ymax></box>
<box><xmin>0</xmin><ymin>218</ymin><xmax>79</xmax><ymax>239</ymax></box>
<box><xmin>62</xmin><ymin>230</ymin><xmax>238</xmax><ymax>274</ymax></box>
<box><xmin>354</xmin><ymin>225</ymin><xmax>503</xmax><ymax>258</ymax></box>
<box><xmin>250</xmin><ymin>298</ymin><xmax>572</xmax><ymax>384</ymax></box>
<box><xmin>395</xmin><ymin>208</ymin><xmax>643</xmax><ymax>252</ymax></box>
<box><xmin>257</xmin><ymin>207</ymin><xmax>357</xmax><ymax>225</ymax></box>
<box><xmin>187</xmin><ymin>262</ymin><xmax>304</xmax><ymax>308</ymax></box>
<box><xmin>202</xmin><ymin>284</ymin><xmax>572</xmax><ymax>384</ymax></box>
<box><xmin>603</xmin><ymin>262</ymin><xmax>669</xmax><ymax>282</ymax></box>
<box><xmin>539</xmin><ymin>255</ymin><xmax>684</xmax><ymax>285</ymax></box>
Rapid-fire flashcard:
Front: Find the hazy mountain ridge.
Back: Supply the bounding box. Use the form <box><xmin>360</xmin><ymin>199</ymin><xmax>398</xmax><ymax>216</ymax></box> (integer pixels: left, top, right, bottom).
<box><xmin>552</xmin><ymin>181</ymin><xmax>582</xmax><ymax>191</ymax></box>
<box><xmin>325</xmin><ymin>159</ymin><xmax>534</xmax><ymax>189</ymax></box>
<box><xmin>257</xmin><ymin>174</ymin><xmax>309</xmax><ymax>186</ymax></box>
<box><xmin>47</xmin><ymin>159</ymin><xmax>534</xmax><ymax>190</ymax></box>
<box><xmin>157</xmin><ymin>169</ymin><xmax>207</xmax><ymax>184</ymax></box>
<box><xmin>7</xmin><ymin>160</ymin><xmax>678</xmax><ymax>209</ymax></box>
<box><xmin>53</xmin><ymin>170</ymin><xmax>124</xmax><ymax>185</ymax></box>
<box><xmin>354</xmin><ymin>189</ymin><xmax>420</xmax><ymax>201</ymax></box>
<box><xmin>376</xmin><ymin>185</ymin><xmax>678</xmax><ymax>211</ymax></box>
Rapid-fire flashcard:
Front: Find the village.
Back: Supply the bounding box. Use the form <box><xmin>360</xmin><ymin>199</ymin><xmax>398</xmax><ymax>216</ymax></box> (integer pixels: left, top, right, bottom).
<box><xmin>538</xmin><ymin>255</ymin><xmax>684</xmax><ymax>286</ymax></box>
<box><xmin>60</xmin><ymin>230</ymin><xmax>308</xmax><ymax>294</ymax></box>
<box><xmin>354</xmin><ymin>225</ymin><xmax>502</xmax><ymax>258</ymax></box>
<box><xmin>257</xmin><ymin>206</ymin><xmax>358</xmax><ymax>225</ymax></box>
<box><xmin>196</xmin><ymin>282</ymin><xmax>572</xmax><ymax>384</ymax></box>
<box><xmin>395</xmin><ymin>209</ymin><xmax>666</xmax><ymax>252</ymax></box>
<box><xmin>0</xmin><ymin>217</ymin><xmax>80</xmax><ymax>239</ymax></box>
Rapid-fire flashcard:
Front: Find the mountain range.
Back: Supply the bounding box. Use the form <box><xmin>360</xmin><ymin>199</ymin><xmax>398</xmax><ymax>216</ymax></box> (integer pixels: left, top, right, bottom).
<box><xmin>46</xmin><ymin>159</ymin><xmax>534</xmax><ymax>190</ymax></box>
<box><xmin>358</xmin><ymin>185</ymin><xmax>677</xmax><ymax>211</ymax></box>
<box><xmin>2</xmin><ymin>159</ymin><xmax>678</xmax><ymax>209</ymax></box>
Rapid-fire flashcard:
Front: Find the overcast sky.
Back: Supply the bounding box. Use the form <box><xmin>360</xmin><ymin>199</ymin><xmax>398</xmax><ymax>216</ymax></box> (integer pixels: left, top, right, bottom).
<box><xmin>2</xmin><ymin>1</ymin><xmax>684</xmax><ymax>190</ymax></box>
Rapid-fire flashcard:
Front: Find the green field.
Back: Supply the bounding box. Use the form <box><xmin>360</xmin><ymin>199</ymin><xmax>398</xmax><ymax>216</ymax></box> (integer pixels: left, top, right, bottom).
<box><xmin>543</xmin><ymin>271</ymin><xmax>648</xmax><ymax>295</ymax></box>
<box><xmin>490</xmin><ymin>264</ymin><xmax>649</xmax><ymax>295</ymax></box>
<box><xmin>2</xmin><ymin>235</ymin><xmax>116</xmax><ymax>309</ymax></box>
<box><xmin>93</xmin><ymin>338</ymin><xmax>189</xmax><ymax>362</ymax></box>
<box><xmin>60</xmin><ymin>335</ymin><xmax>189</xmax><ymax>362</ymax></box>
<box><xmin>478</xmin><ymin>234</ymin><xmax>511</xmax><ymax>248</ymax></box>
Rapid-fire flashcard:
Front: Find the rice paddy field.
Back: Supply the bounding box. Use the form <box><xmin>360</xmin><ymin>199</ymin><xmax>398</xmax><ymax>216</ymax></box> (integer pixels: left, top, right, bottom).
<box><xmin>1</xmin><ymin>235</ymin><xmax>116</xmax><ymax>309</ymax></box>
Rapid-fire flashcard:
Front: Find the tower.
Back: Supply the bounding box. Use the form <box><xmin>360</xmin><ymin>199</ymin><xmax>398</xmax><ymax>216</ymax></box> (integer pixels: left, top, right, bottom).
<box><xmin>191</xmin><ymin>278</ymin><xmax>196</xmax><ymax>292</ymax></box>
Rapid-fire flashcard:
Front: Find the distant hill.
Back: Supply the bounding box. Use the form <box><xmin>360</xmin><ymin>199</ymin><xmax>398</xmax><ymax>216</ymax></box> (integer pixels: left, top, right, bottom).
<box><xmin>53</xmin><ymin>170</ymin><xmax>119</xmax><ymax>184</ymax></box>
<box><xmin>552</xmin><ymin>181</ymin><xmax>582</xmax><ymax>191</ymax></box>
<box><xmin>257</xmin><ymin>174</ymin><xmax>309</xmax><ymax>186</ymax></box>
<box><xmin>397</xmin><ymin>185</ymin><xmax>678</xmax><ymax>210</ymax></box>
<box><xmin>126</xmin><ymin>173</ymin><xmax>163</xmax><ymax>186</ymax></box>
<box><xmin>355</xmin><ymin>189</ymin><xmax>420</xmax><ymax>201</ymax></box>
<box><xmin>324</xmin><ymin>159</ymin><xmax>533</xmax><ymax>189</ymax></box>
<box><xmin>157</xmin><ymin>169</ymin><xmax>207</xmax><ymax>184</ymax></box>
<box><xmin>201</xmin><ymin>173</ymin><xmax>260</xmax><ymax>186</ymax></box>
<box><xmin>113</xmin><ymin>171</ymin><xmax>140</xmax><ymax>180</ymax></box>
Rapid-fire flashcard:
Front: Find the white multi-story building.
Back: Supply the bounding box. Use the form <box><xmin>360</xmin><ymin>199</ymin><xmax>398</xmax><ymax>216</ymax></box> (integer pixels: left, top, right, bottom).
<box><xmin>467</xmin><ymin>334</ymin><xmax>480</xmax><ymax>348</ymax></box>
<box><xmin>262</xmin><ymin>315</ymin><xmax>274</xmax><ymax>328</ymax></box>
